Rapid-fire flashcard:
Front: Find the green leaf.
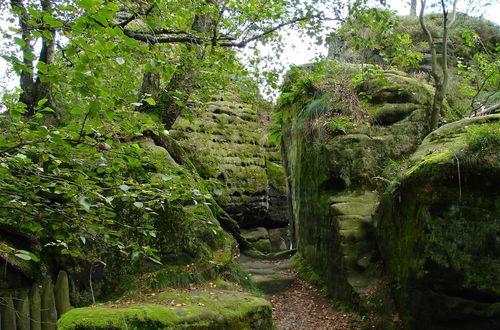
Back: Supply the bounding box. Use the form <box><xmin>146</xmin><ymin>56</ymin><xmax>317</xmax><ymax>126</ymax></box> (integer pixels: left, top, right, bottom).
<box><xmin>27</xmin><ymin>7</ymin><xmax>42</xmax><ymax>19</ymax></box>
<box><xmin>213</xmin><ymin>188</ymin><xmax>222</xmax><ymax>196</ymax></box>
<box><xmin>43</xmin><ymin>14</ymin><xmax>64</xmax><ymax>28</ymax></box>
<box><xmin>79</xmin><ymin>197</ymin><xmax>91</xmax><ymax>211</ymax></box>
<box><xmin>144</xmin><ymin>97</ymin><xmax>156</xmax><ymax>105</ymax></box>
<box><xmin>77</xmin><ymin>0</ymin><xmax>103</xmax><ymax>11</ymax></box>
<box><xmin>116</xmin><ymin>57</ymin><xmax>125</xmax><ymax>65</ymax></box>
<box><xmin>133</xmin><ymin>201</ymin><xmax>144</xmax><ymax>208</ymax></box>
<box><xmin>14</xmin><ymin>250</ymin><xmax>39</xmax><ymax>262</ymax></box>
<box><xmin>131</xmin><ymin>251</ymin><xmax>140</xmax><ymax>261</ymax></box>
<box><xmin>15</xmin><ymin>253</ymin><xmax>33</xmax><ymax>261</ymax></box>
<box><xmin>119</xmin><ymin>184</ymin><xmax>130</xmax><ymax>191</ymax></box>
<box><xmin>14</xmin><ymin>37</ymin><xmax>26</xmax><ymax>48</ymax></box>
<box><xmin>149</xmin><ymin>257</ymin><xmax>162</xmax><ymax>265</ymax></box>
<box><xmin>42</xmin><ymin>29</ymin><xmax>54</xmax><ymax>40</ymax></box>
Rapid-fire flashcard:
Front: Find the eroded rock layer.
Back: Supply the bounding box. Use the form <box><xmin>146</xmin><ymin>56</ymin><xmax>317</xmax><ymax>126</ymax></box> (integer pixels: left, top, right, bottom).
<box><xmin>171</xmin><ymin>95</ymin><xmax>288</xmax><ymax>232</ymax></box>
<box><xmin>281</xmin><ymin>61</ymin><xmax>500</xmax><ymax>329</ymax></box>
<box><xmin>281</xmin><ymin>65</ymin><xmax>432</xmax><ymax>309</ymax></box>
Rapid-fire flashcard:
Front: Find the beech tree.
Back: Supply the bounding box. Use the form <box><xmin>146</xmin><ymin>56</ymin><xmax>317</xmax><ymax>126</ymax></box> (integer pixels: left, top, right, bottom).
<box><xmin>1</xmin><ymin>0</ymin><xmax>353</xmax><ymax>128</ymax></box>
<box><xmin>0</xmin><ymin>0</ymin><xmax>366</xmax><ymax>264</ymax></box>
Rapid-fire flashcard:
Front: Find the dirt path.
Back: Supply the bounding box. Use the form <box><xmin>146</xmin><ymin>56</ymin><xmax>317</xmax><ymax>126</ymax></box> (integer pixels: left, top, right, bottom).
<box><xmin>240</xmin><ymin>256</ymin><xmax>361</xmax><ymax>329</ymax></box>
<box><xmin>267</xmin><ymin>267</ymin><xmax>361</xmax><ymax>330</ymax></box>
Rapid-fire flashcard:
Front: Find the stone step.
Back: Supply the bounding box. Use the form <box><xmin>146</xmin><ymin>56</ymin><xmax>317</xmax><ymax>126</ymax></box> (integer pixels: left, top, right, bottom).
<box><xmin>240</xmin><ymin>255</ymin><xmax>294</xmax><ymax>295</ymax></box>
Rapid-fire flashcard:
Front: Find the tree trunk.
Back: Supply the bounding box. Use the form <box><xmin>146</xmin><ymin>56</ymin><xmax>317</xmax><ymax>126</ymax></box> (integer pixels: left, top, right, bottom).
<box><xmin>33</xmin><ymin>0</ymin><xmax>57</xmax><ymax>114</ymax></box>
<box><xmin>10</xmin><ymin>0</ymin><xmax>58</xmax><ymax>120</ymax></box>
<box><xmin>10</xmin><ymin>0</ymin><xmax>35</xmax><ymax>110</ymax></box>
<box><xmin>410</xmin><ymin>0</ymin><xmax>417</xmax><ymax>16</ymax></box>
<box><xmin>419</xmin><ymin>0</ymin><xmax>455</xmax><ymax>131</ymax></box>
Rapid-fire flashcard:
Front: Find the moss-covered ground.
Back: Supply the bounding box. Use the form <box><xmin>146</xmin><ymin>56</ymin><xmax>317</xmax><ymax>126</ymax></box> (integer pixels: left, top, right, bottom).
<box><xmin>58</xmin><ymin>282</ymin><xmax>272</xmax><ymax>330</ymax></box>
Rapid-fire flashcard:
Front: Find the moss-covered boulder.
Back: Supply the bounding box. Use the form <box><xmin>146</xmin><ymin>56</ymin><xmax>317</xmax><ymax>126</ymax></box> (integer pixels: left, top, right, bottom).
<box><xmin>57</xmin><ymin>286</ymin><xmax>272</xmax><ymax>329</ymax></box>
<box><xmin>377</xmin><ymin>115</ymin><xmax>500</xmax><ymax>329</ymax></box>
<box><xmin>171</xmin><ymin>95</ymin><xmax>287</xmax><ymax>229</ymax></box>
<box><xmin>280</xmin><ymin>62</ymin><xmax>432</xmax><ymax>309</ymax></box>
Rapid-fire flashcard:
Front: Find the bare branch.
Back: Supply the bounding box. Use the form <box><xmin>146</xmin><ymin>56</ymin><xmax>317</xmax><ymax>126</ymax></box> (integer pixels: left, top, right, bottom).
<box><xmin>471</xmin><ymin>103</ymin><xmax>500</xmax><ymax>117</ymax></box>
<box><xmin>220</xmin><ymin>15</ymin><xmax>324</xmax><ymax>48</ymax></box>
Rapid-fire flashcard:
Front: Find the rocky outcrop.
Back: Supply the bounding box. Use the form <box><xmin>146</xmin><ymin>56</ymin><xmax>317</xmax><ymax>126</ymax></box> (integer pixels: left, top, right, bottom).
<box><xmin>171</xmin><ymin>95</ymin><xmax>288</xmax><ymax>231</ymax></box>
<box><xmin>58</xmin><ymin>284</ymin><xmax>273</xmax><ymax>329</ymax></box>
<box><xmin>281</xmin><ymin>59</ymin><xmax>499</xmax><ymax>328</ymax></box>
<box><xmin>377</xmin><ymin>115</ymin><xmax>500</xmax><ymax>329</ymax></box>
<box><xmin>281</xmin><ymin>64</ymin><xmax>432</xmax><ymax>309</ymax></box>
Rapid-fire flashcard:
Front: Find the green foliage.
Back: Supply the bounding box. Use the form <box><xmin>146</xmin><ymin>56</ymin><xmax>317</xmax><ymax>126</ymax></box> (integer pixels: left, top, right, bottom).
<box><xmin>303</xmin><ymin>93</ymin><xmax>333</xmax><ymax>122</ymax></box>
<box><xmin>0</xmin><ymin>93</ymin><xmax>225</xmax><ymax>266</ymax></box>
<box><xmin>336</xmin><ymin>8</ymin><xmax>423</xmax><ymax>69</ymax></box>
<box><xmin>267</xmin><ymin>109</ymin><xmax>284</xmax><ymax>147</ymax></box>
<box><xmin>400</xmin><ymin>13</ymin><xmax>500</xmax><ymax>56</ymax></box>
<box><xmin>291</xmin><ymin>253</ymin><xmax>326</xmax><ymax>289</ymax></box>
<box><xmin>463</xmin><ymin>122</ymin><xmax>500</xmax><ymax>156</ymax></box>
<box><xmin>327</xmin><ymin>117</ymin><xmax>353</xmax><ymax>135</ymax></box>
<box><xmin>456</xmin><ymin>36</ymin><xmax>500</xmax><ymax>114</ymax></box>
<box><xmin>0</xmin><ymin>0</ymin><xmax>361</xmax><ymax>271</ymax></box>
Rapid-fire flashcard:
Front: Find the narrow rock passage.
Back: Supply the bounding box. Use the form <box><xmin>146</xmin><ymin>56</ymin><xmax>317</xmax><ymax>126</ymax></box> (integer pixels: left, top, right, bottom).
<box><xmin>241</xmin><ymin>256</ymin><xmax>360</xmax><ymax>329</ymax></box>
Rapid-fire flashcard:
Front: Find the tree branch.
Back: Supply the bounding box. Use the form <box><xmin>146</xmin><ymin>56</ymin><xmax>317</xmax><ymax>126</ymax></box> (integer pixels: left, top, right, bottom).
<box><xmin>220</xmin><ymin>15</ymin><xmax>323</xmax><ymax>48</ymax></box>
<box><xmin>122</xmin><ymin>29</ymin><xmax>234</xmax><ymax>45</ymax></box>
<box><xmin>115</xmin><ymin>5</ymin><xmax>155</xmax><ymax>28</ymax></box>
<box><xmin>470</xmin><ymin>103</ymin><xmax>500</xmax><ymax>117</ymax></box>
<box><xmin>122</xmin><ymin>15</ymin><xmax>323</xmax><ymax>48</ymax></box>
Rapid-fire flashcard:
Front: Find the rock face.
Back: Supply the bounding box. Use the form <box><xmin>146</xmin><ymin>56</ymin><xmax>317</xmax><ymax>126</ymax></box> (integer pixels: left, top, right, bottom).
<box><xmin>171</xmin><ymin>95</ymin><xmax>288</xmax><ymax>230</ymax></box>
<box><xmin>281</xmin><ymin>60</ymin><xmax>499</xmax><ymax>328</ymax></box>
<box><xmin>377</xmin><ymin>115</ymin><xmax>500</xmax><ymax>329</ymax></box>
<box><xmin>281</xmin><ymin>64</ymin><xmax>431</xmax><ymax>308</ymax></box>
<box><xmin>58</xmin><ymin>286</ymin><xmax>273</xmax><ymax>329</ymax></box>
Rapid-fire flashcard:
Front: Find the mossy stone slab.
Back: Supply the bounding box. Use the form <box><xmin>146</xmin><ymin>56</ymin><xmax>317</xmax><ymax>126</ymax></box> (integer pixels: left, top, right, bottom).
<box><xmin>57</xmin><ymin>288</ymin><xmax>272</xmax><ymax>330</ymax></box>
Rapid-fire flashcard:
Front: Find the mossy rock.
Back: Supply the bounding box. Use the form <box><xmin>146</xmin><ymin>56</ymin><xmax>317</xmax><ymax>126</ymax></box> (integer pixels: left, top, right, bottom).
<box><xmin>359</xmin><ymin>73</ymin><xmax>433</xmax><ymax>105</ymax></box>
<box><xmin>377</xmin><ymin>115</ymin><xmax>500</xmax><ymax>329</ymax></box>
<box><xmin>57</xmin><ymin>288</ymin><xmax>272</xmax><ymax>329</ymax></box>
<box><xmin>370</xmin><ymin>103</ymin><xmax>421</xmax><ymax>125</ymax></box>
<box><xmin>171</xmin><ymin>96</ymin><xmax>287</xmax><ymax>228</ymax></box>
<box><xmin>240</xmin><ymin>227</ymin><xmax>269</xmax><ymax>242</ymax></box>
<box><xmin>280</xmin><ymin>64</ymin><xmax>433</xmax><ymax>312</ymax></box>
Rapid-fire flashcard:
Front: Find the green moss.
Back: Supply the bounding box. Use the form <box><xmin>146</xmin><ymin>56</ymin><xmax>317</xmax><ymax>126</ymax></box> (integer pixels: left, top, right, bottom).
<box><xmin>291</xmin><ymin>253</ymin><xmax>325</xmax><ymax>289</ymax></box>
<box><xmin>250</xmin><ymin>239</ymin><xmax>272</xmax><ymax>253</ymax></box>
<box><xmin>406</xmin><ymin>149</ymin><xmax>455</xmax><ymax>177</ymax></box>
<box><xmin>265</xmin><ymin>160</ymin><xmax>286</xmax><ymax>188</ymax></box>
<box><xmin>463</xmin><ymin>122</ymin><xmax>500</xmax><ymax>156</ymax></box>
<box><xmin>358</xmin><ymin>72</ymin><xmax>433</xmax><ymax>105</ymax></box>
<box><xmin>377</xmin><ymin>116</ymin><xmax>500</xmax><ymax>328</ymax></box>
<box><xmin>58</xmin><ymin>288</ymin><xmax>272</xmax><ymax>330</ymax></box>
<box><xmin>369</xmin><ymin>103</ymin><xmax>420</xmax><ymax>125</ymax></box>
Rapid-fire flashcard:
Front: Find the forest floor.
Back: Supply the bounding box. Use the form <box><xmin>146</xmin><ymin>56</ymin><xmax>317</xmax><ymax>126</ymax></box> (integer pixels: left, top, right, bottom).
<box><xmin>267</xmin><ymin>266</ymin><xmax>361</xmax><ymax>330</ymax></box>
<box><xmin>241</xmin><ymin>256</ymin><xmax>362</xmax><ymax>329</ymax></box>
